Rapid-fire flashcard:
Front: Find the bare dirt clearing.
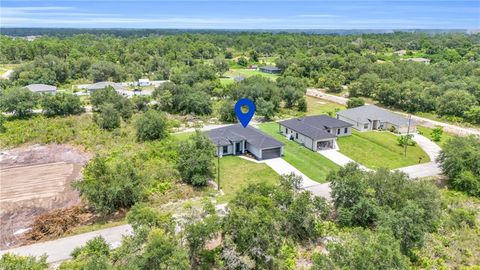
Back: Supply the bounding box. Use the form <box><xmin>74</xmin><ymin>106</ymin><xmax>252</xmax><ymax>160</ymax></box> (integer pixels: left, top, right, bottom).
<box><xmin>0</xmin><ymin>144</ymin><xmax>91</xmax><ymax>249</ymax></box>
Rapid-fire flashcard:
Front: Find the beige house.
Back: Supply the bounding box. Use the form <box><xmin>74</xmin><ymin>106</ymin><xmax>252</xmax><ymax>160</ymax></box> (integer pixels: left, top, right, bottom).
<box><xmin>337</xmin><ymin>105</ymin><xmax>416</xmax><ymax>134</ymax></box>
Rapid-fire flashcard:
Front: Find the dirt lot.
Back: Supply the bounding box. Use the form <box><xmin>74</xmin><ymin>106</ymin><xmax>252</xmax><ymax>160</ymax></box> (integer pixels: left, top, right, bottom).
<box><xmin>0</xmin><ymin>144</ymin><xmax>91</xmax><ymax>249</ymax></box>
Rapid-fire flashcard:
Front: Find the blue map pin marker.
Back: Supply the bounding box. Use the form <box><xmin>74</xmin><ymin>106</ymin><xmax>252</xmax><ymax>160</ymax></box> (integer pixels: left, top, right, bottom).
<box><xmin>235</xmin><ymin>98</ymin><xmax>256</xmax><ymax>128</ymax></box>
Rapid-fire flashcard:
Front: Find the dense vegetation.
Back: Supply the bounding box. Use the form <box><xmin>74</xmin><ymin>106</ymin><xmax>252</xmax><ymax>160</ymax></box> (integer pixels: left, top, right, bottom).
<box><xmin>438</xmin><ymin>136</ymin><xmax>480</xmax><ymax>197</ymax></box>
<box><xmin>1</xmin><ymin>32</ymin><xmax>479</xmax><ymax>123</ymax></box>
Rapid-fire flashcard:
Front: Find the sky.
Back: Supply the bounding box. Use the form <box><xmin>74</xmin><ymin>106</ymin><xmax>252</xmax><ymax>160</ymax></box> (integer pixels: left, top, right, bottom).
<box><xmin>1</xmin><ymin>0</ymin><xmax>479</xmax><ymax>29</ymax></box>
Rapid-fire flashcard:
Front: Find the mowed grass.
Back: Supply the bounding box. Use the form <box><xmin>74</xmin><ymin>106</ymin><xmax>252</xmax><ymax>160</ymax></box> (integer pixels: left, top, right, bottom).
<box><xmin>258</xmin><ymin>122</ymin><xmax>339</xmax><ymax>183</ymax></box>
<box><xmin>337</xmin><ymin>130</ymin><xmax>430</xmax><ymax>169</ymax></box>
<box><xmin>215</xmin><ymin>156</ymin><xmax>279</xmax><ymax>202</ymax></box>
<box><xmin>306</xmin><ymin>96</ymin><xmax>346</xmax><ymax>115</ymax></box>
<box><xmin>417</xmin><ymin>126</ymin><xmax>455</xmax><ymax>148</ymax></box>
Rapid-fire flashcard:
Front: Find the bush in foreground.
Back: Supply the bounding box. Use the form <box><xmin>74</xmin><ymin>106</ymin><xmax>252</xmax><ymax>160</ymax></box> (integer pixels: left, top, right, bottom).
<box><xmin>136</xmin><ymin>110</ymin><xmax>168</xmax><ymax>142</ymax></box>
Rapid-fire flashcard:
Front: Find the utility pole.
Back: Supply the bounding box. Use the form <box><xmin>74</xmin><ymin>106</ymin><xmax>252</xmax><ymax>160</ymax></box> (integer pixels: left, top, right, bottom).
<box><xmin>217</xmin><ymin>139</ymin><xmax>220</xmax><ymax>191</ymax></box>
<box><xmin>404</xmin><ymin>115</ymin><xmax>412</xmax><ymax>157</ymax></box>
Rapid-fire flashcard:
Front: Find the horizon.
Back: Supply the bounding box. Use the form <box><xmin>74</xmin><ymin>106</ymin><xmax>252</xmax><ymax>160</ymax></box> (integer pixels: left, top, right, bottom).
<box><xmin>1</xmin><ymin>0</ymin><xmax>479</xmax><ymax>29</ymax></box>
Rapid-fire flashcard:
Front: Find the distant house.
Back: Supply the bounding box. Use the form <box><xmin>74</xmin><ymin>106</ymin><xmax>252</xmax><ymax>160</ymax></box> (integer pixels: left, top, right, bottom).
<box><xmin>394</xmin><ymin>49</ymin><xmax>407</xmax><ymax>56</ymax></box>
<box><xmin>206</xmin><ymin>124</ymin><xmax>284</xmax><ymax>160</ymax></box>
<box><xmin>279</xmin><ymin>115</ymin><xmax>353</xmax><ymax>151</ymax></box>
<box><xmin>336</xmin><ymin>105</ymin><xmax>416</xmax><ymax>134</ymax></box>
<box><xmin>234</xmin><ymin>76</ymin><xmax>245</xmax><ymax>82</ymax></box>
<box><xmin>248</xmin><ymin>65</ymin><xmax>258</xmax><ymax>70</ymax></box>
<box><xmin>138</xmin><ymin>78</ymin><xmax>150</xmax><ymax>87</ymax></box>
<box><xmin>402</xmin><ymin>57</ymin><xmax>430</xmax><ymax>64</ymax></box>
<box><xmin>25</xmin><ymin>84</ymin><xmax>57</xmax><ymax>94</ymax></box>
<box><xmin>83</xmin><ymin>81</ymin><xmax>124</xmax><ymax>94</ymax></box>
<box><xmin>259</xmin><ymin>66</ymin><xmax>282</xmax><ymax>74</ymax></box>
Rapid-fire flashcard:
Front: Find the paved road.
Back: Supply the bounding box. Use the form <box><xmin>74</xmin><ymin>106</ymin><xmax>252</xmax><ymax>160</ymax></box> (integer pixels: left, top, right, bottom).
<box><xmin>0</xmin><ymin>225</ymin><xmax>132</xmax><ymax>263</ymax></box>
<box><xmin>306</xmin><ymin>88</ymin><xmax>480</xmax><ymax>137</ymax></box>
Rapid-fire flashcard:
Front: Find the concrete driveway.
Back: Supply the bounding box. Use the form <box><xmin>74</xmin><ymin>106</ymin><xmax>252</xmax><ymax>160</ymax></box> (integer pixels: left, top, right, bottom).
<box><xmin>263</xmin><ymin>158</ymin><xmax>332</xmax><ymax>198</ymax></box>
<box><xmin>397</xmin><ymin>134</ymin><xmax>442</xmax><ymax>178</ymax></box>
<box><xmin>318</xmin><ymin>149</ymin><xmax>371</xmax><ymax>171</ymax></box>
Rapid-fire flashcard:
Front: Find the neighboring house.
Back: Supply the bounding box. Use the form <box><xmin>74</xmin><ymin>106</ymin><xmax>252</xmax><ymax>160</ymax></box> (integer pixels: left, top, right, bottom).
<box><xmin>337</xmin><ymin>105</ymin><xmax>416</xmax><ymax>134</ymax></box>
<box><xmin>138</xmin><ymin>78</ymin><xmax>150</xmax><ymax>86</ymax></box>
<box><xmin>83</xmin><ymin>81</ymin><xmax>124</xmax><ymax>94</ymax></box>
<box><xmin>402</xmin><ymin>57</ymin><xmax>430</xmax><ymax>64</ymax></box>
<box><xmin>259</xmin><ymin>66</ymin><xmax>282</xmax><ymax>74</ymax></box>
<box><xmin>394</xmin><ymin>49</ymin><xmax>407</xmax><ymax>56</ymax></box>
<box><xmin>279</xmin><ymin>115</ymin><xmax>353</xmax><ymax>151</ymax></box>
<box><xmin>25</xmin><ymin>84</ymin><xmax>57</xmax><ymax>94</ymax></box>
<box><xmin>234</xmin><ymin>76</ymin><xmax>245</xmax><ymax>82</ymax></box>
<box><xmin>206</xmin><ymin>124</ymin><xmax>284</xmax><ymax>160</ymax></box>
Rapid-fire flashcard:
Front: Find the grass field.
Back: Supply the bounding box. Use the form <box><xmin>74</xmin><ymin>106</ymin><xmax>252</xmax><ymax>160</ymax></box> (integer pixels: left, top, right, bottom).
<box><xmin>417</xmin><ymin>126</ymin><xmax>455</xmax><ymax>147</ymax></box>
<box><xmin>215</xmin><ymin>156</ymin><xmax>279</xmax><ymax>202</ymax></box>
<box><xmin>337</xmin><ymin>130</ymin><xmax>430</xmax><ymax>169</ymax></box>
<box><xmin>258</xmin><ymin>122</ymin><xmax>339</xmax><ymax>183</ymax></box>
<box><xmin>306</xmin><ymin>96</ymin><xmax>346</xmax><ymax>115</ymax></box>
<box><xmin>225</xmin><ymin>68</ymin><xmax>279</xmax><ymax>81</ymax></box>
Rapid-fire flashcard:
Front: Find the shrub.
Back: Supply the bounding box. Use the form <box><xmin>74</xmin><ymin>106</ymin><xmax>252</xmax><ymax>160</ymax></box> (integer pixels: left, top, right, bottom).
<box><xmin>74</xmin><ymin>156</ymin><xmax>145</xmax><ymax>214</ymax></box>
<box><xmin>346</xmin><ymin>97</ymin><xmax>365</xmax><ymax>108</ymax></box>
<box><xmin>94</xmin><ymin>103</ymin><xmax>121</xmax><ymax>130</ymax></box>
<box><xmin>136</xmin><ymin>110</ymin><xmax>168</xmax><ymax>141</ymax></box>
<box><xmin>0</xmin><ymin>253</ymin><xmax>48</xmax><ymax>270</ymax></box>
<box><xmin>0</xmin><ymin>87</ymin><xmax>38</xmax><ymax>117</ymax></box>
<box><xmin>41</xmin><ymin>92</ymin><xmax>84</xmax><ymax>116</ymax></box>
<box><xmin>397</xmin><ymin>134</ymin><xmax>416</xmax><ymax>146</ymax></box>
<box><xmin>177</xmin><ymin>131</ymin><xmax>215</xmax><ymax>186</ymax></box>
<box><xmin>431</xmin><ymin>127</ymin><xmax>443</xmax><ymax>142</ymax></box>
<box><xmin>219</xmin><ymin>100</ymin><xmax>236</xmax><ymax>123</ymax></box>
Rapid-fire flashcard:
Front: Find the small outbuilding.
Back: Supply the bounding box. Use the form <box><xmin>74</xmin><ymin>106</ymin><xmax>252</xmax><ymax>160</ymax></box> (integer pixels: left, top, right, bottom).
<box><xmin>206</xmin><ymin>124</ymin><xmax>284</xmax><ymax>160</ymax></box>
<box><xmin>25</xmin><ymin>84</ymin><xmax>57</xmax><ymax>94</ymax></box>
<box><xmin>279</xmin><ymin>115</ymin><xmax>353</xmax><ymax>151</ymax></box>
<box><xmin>259</xmin><ymin>66</ymin><xmax>282</xmax><ymax>74</ymax></box>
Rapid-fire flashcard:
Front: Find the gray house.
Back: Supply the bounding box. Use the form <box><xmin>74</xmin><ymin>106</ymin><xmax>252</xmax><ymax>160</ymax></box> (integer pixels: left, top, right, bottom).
<box><xmin>279</xmin><ymin>115</ymin><xmax>353</xmax><ymax>151</ymax></box>
<box><xmin>336</xmin><ymin>105</ymin><xmax>416</xmax><ymax>134</ymax></box>
<box><xmin>84</xmin><ymin>81</ymin><xmax>124</xmax><ymax>94</ymax></box>
<box><xmin>259</xmin><ymin>66</ymin><xmax>282</xmax><ymax>74</ymax></box>
<box><xmin>206</xmin><ymin>124</ymin><xmax>284</xmax><ymax>160</ymax></box>
<box><xmin>25</xmin><ymin>84</ymin><xmax>57</xmax><ymax>94</ymax></box>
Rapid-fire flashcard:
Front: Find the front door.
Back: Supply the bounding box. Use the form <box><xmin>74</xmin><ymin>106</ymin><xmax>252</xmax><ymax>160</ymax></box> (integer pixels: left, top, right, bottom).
<box><xmin>235</xmin><ymin>142</ymin><xmax>241</xmax><ymax>154</ymax></box>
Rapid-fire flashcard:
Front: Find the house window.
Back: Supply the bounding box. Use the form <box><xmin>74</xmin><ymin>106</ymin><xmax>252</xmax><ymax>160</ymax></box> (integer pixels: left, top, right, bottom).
<box><xmin>295</xmin><ymin>133</ymin><xmax>298</xmax><ymax>139</ymax></box>
<box><xmin>285</xmin><ymin>128</ymin><xmax>289</xmax><ymax>133</ymax></box>
<box><xmin>364</xmin><ymin>123</ymin><xmax>369</xmax><ymax>129</ymax></box>
<box><xmin>222</xmin><ymin>146</ymin><xmax>228</xmax><ymax>154</ymax></box>
<box><xmin>337</xmin><ymin>129</ymin><xmax>340</xmax><ymax>135</ymax></box>
<box><xmin>344</xmin><ymin>128</ymin><xmax>348</xmax><ymax>133</ymax></box>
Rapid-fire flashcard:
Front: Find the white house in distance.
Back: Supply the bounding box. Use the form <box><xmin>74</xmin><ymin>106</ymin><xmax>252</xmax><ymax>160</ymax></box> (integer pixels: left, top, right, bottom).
<box><xmin>80</xmin><ymin>81</ymin><xmax>125</xmax><ymax>95</ymax></box>
<box><xmin>278</xmin><ymin>115</ymin><xmax>353</xmax><ymax>151</ymax></box>
<box><xmin>138</xmin><ymin>78</ymin><xmax>150</xmax><ymax>87</ymax></box>
<box><xmin>25</xmin><ymin>84</ymin><xmax>57</xmax><ymax>94</ymax></box>
<box><xmin>336</xmin><ymin>105</ymin><xmax>416</xmax><ymax>134</ymax></box>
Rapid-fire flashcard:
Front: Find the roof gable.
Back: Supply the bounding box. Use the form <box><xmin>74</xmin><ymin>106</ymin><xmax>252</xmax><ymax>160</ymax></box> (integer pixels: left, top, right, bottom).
<box><xmin>206</xmin><ymin>124</ymin><xmax>283</xmax><ymax>149</ymax></box>
<box><xmin>337</xmin><ymin>105</ymin><xmax>413</xmax><ymax>126</ymax></box>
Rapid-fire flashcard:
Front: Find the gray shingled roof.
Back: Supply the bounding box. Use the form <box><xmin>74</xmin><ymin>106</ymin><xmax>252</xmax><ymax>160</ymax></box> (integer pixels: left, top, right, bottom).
<box><xmin>279</xmin><ymin>115</ymin><xmax>351</xmax><ymax>140</ymax></box>
<box><xmin>337</xmin><ymin>105</ymin><xmax>413</xmax><ymax>126</ymax></box>
<box><xmin>206</xmin><ymin>124</ymin><xmax>283</xmax><ymax>149</ymax></box>
<box><xmin>259</xmin><ymin>66</ymin><xmax>281</xmax><ymax>71</ymax></box>
<box><xmin>25</xmin><ymin>84</ymin><xmax>57</xmax><ymax>92</ymax></box>
<box><xmin>88</xmin><ymin>81</ymin><xmax>124</xmax><ymax>91</ymax></box>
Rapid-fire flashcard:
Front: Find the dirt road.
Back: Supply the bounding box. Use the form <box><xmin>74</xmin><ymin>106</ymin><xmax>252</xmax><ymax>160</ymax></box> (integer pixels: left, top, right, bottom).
<box><xmin>306</xmin><ymin>88</ymin><xmax>480</xmax><ymax>137</ymax></box>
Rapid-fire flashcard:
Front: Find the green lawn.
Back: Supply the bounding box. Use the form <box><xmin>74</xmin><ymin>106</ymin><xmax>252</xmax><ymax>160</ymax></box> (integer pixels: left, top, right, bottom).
<box><xmin>215</xmin><ymin>156</ymin><xmax>279</xmax><ymax>202</ymax></box>
<box><xmin>417</xmin><ymin>126</ymin><xmax>455</xmax><ymax>148</ymax></box>
<box><xmin>337</xmin><ymin>130</ymin><xmax>430</xmax><ymax>169</ymax></box>
<box><xmin>258</xmin><ymin>122</ymin><xmax>339</xmax><ymax>183</ymax></box>
<box><xmin>306</xmin><ymin>96</ymin><xmax>346</xmax><ymax>116</ymax></box>
<box><xmin>225</xmin><ymin>68</ymin><xmax>279</xmax><ymax>81</ymax></box>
